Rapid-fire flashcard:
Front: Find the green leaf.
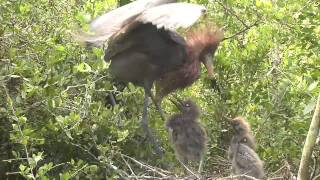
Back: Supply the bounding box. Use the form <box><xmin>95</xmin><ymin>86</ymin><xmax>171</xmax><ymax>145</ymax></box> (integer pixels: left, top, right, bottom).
<box><xmin>33</xmin><ymin>152</ymin><xmax>43</xmax><ymax>163</ymax></box>
<box><xmin>59</xmin><ymin>172</ymin><xmax>71</xmax><ymax>180</ymax></box>
<box><xmin>12</xmin><ymin>124</ymin><xmax>19</xmax><ymax>131</ymax></box>
<box><xmin>18</xmin><ymin>116</ymin><xmax>27</xmax><ymax>124</ymax></box>
<box><xmin>307</xmin><ymin>81</ymin><xmax>318</xmax><ymax>92</ymax></box>
<box><xmin>65</xmin><ymin>130</ymin><xmax>73</xmax><ymax>140</ymax></box>
<box><xmin>117</xmin><ymin>130</ymin><xmax>129</xmax><ymax>142</ymax></box>
<box><xmin>12</xmin><ymin>151</ymin><xmax>18</xmax><ymax>158</ymax></box>
<box><xmin>21</xmin><ymin>137</ymin><xmax>29</xmax><ymax>145</ymax></box>
<box><xmin>303</xmin><ymin>99</ymin><xmax>316</xmax><ymax>115</ymax></box>
<box><xmin>74</xmin><ymin>62</ymin><xmax>92</xmax><ymax>73</ymax></box>
<box><xmin>92</xmin><ymin>47</ymin><xmax>103</xmax><ymax>57</ymax></box>
<box><xmin>19</xmin><ymin>164</ymin><xmax>27</xmax><ymax>172</ymax></box>
<box><xmin>26</xmin><ymin>174</ymin><xmax>35</xmax><ymax>179</ymax></box>
<box><xmin>86</xmin><ymin>165</ymin><xmax>98</xmax><ymax>173</ymax></box>
<box><xmin>55</xmin><ymin>45</ymin><xmax>65</xmax><ymax>52</ymax></box>
<box><xmin>19</xmin><ymin>4</ymin><xmax>30</xmax><ymax>14</ymax></box>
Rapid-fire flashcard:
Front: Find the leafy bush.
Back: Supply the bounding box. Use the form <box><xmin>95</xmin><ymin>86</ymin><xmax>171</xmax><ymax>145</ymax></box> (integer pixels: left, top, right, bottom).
<box><xmin>0</xmin><ymin>0</ymin><xmax>319</xmax><ymax>179</ymax></box>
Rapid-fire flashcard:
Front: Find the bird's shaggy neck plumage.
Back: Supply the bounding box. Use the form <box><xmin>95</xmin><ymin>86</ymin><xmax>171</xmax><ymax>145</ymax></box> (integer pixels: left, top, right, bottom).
<box><xmin>155</xmin><ymin>26</ymin><xmax>223</xmax><ymax>102</ymax></box>
<box><xmin>186</xmin><ymin>26</ymin><xmax>223</xmax><ymax>60</ymax></box>
<box><xmin>231</xmin><ymin>116</ymin><xmax>257</xmax><ymax>150</ymax></box>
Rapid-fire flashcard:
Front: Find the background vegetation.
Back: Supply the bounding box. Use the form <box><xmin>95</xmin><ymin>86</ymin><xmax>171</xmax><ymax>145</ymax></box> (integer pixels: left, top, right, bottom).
<box><xmin>0</xmin><ymin>0</ymin><xmax>319</xmax><ymax>179</ymax></box>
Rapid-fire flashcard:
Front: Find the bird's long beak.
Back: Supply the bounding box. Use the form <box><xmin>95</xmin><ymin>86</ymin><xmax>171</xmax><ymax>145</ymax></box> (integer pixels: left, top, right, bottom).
<box><xmin>203</xmin><ymin>54</ymin><xmax>214</xmax><ymax>78</ymax></box>
<box><xmin>169</xmin><ymin>97</ymin><xmax>184</xmax><ymax>111</ymax></box>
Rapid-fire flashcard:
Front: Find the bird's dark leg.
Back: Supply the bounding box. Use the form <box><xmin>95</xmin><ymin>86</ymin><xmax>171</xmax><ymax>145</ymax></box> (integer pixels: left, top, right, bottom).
<box><xmin>108</xmin><ymin>93</ymin><xmax>117</xmax><ymax>106</ymax></box>
<box><xmin>141</xmin><ymin>81</ymin><xmax>163</xmax><ymax>155</ymax></box>
<box><xmin>150</xmin><ymin>94</ymin><xmax>166</xmax><ymax>121</ymax></box>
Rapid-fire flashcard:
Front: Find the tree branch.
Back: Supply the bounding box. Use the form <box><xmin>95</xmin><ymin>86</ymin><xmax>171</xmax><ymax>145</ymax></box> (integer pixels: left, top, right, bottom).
<box><xmin>223</xmin><ymin>20</ymin><xmax>259</xmax><ymax>41</ymax></box>
<box><xmin>216</xmin><ymin>0</ymin><xmax>249</xmax><ymax>28</ymax></box>
<box><xmin>297</xmin><ymin>93</ymin><xmax>320</xmax><ymax>180</ymax></box>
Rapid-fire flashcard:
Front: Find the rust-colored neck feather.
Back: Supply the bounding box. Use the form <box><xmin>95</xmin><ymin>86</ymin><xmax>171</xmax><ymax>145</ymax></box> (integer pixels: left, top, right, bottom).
<box><xmin>186</xmin><ymin>26</ymin><xmax>223</xmax><ymax>59</ymax></box>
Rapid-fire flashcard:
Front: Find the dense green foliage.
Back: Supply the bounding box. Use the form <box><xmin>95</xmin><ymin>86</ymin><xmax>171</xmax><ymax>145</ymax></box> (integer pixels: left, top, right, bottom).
<box><xmin>0</xmin><ymin>0</ymin><xmax>319</xmax><ymax>179</ymax></box>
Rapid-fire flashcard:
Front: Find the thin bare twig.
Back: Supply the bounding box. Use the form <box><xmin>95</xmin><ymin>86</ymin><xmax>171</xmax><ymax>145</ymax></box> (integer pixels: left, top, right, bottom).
<box><xmin>121</xmin><ymin>154</ymin><xmax>173</xmax><ymax>177</ymax></box>
<box><xmin>69</xmin><ymin>142</ymin><xmax>129</xmax><ymax>178</ymax></box>
<box><xmin>120</xmin><ymin>154</ymin><xmax>138</xmax><ymax>180</ymax></box>
<box><xmin>177</xmin><ymin>159</ymin><xmax>200</xmax><ymax>179</ymax></box>
<box><xmin>70</xmin><ymin>164</ymin><xmax>88</xmax><ymax>178</ymax></box>
<box><xmin>216</xmin><ymin>0</ymin><xmax>249</xmax><ymax>28</ymax></box>
<box><xmin>267</xmin><ymin>177</ymin><xmax>286</xmax><ymax>180</ymax></box>
<box><xmin>312</xmin><ymin>174</ymin><xmax>320</xmax><ymax>180</ymax></box>
<box><xmin>217</xmin><ymin>174</ymin><xmax>260</xmax><ymax>180</ymax></box>
<box><xmin>223</xmin><ymin>21</ymin><xmax>259</xmax><ymax>41</ymax></box>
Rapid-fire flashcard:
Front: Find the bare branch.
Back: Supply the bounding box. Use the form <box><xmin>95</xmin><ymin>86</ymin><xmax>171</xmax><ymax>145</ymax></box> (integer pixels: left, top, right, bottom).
<box><xmin>216</xmin><ymin>0</ymin><xmax>249</xmax><ymax>28</ymax></box>
<box><xmin>216</xmin><ymin>174</ymin><xmax>260</xmax><ymax>180</ymax></box>
<box><xmin>298</xmin><ymin>93</ymin><xmax>320</xmax><ymax>180</ymax></box>
<box><xmin>120</xmin><ymin>154</ymin><xmax>138</xmax><ymax>180</ymax></box>
<box><xmin>121</xmin><ymin>154</ymin><xmax>173</xmax><ymax>178</ymax></box>
<box><xmin>223</xmin><ymin>21</ymin><xmax>259</xmax><ymax>41</ymax></box>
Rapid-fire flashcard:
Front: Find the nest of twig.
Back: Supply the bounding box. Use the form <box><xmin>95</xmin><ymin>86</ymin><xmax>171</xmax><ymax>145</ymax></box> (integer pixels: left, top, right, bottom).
<box><xmin>117</xmin><ymin>154</ymin><xmax>297</xmax><ymax>180</ymax></box>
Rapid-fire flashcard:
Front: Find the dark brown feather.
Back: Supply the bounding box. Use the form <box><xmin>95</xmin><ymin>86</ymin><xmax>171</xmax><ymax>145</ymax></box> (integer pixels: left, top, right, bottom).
<box><xmin>155</xmin><ymin>26</ymin><xmax>223</xmax><ymax>102</ymax></box>
<box><xmin>166</xmin><ymin>100</ymin><xmax>207</xmax><ymax>163</ymax></box>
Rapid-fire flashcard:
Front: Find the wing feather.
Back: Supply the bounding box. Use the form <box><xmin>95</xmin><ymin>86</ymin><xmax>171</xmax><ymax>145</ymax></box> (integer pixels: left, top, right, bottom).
<box><xmin>136</xmin><ymin>3</ymin><xmax>206</xmax><ymax>30</ymax></box>
<box><xmin>75</xmin><ymin>1</ymin><xmax>206</xmax><ymax>45</ymax></box>
<box><xmin>90</xmin><ymin>0</ymin><xmax>176</xmax><ymax>34</ymax></box>
<box><xmin>76</xmin><ymin>0</ymin><xmax>176</xmax><ymax>44</ymax></box>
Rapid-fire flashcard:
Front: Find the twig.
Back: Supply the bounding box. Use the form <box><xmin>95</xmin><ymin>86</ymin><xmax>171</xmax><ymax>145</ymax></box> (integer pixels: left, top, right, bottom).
<box><xmin>311</xmin><ymin>152</ymin><xmax>318</xmax><ymax>180</ymax></box>
<box><xmin>267</xmin><ymin>177</ymin><xmax>285</xmax><ymax>180</ymax></box>
<box><xmin>217</xmin><ymin>174</ymin><xmax>260</xmax><ymax>180</ymax></box>
<box><xmin>223</xmin><ymin>21</ymin><xmax>259</xmax><ymax>41</ymax></box>
<box><xmin>177</xmin><ymin>159</ymin><xmax>200</xmax><ymax>179</ymax></box>
<box><xmin>6</xmin><ymin>172</ymin><xmax>21</xmax><ymax>175</ymax></box>
<box><xmin>127</xmin><ymin>175</ymin><xmax>173</xmax><ymax>179</ymax></box>
<box><xmin>216</xmin><ymin>0</ymin><xmax>249</xmax><ymax>28</ymax></box>
<box><xmin>69</xmin><ymin>142</ymin><xmax>129</xmax><ymax>178</ymax></box>
<box><xmin>61</xmin><ymin>84</ymin><xmax>87</xmax><ymax>94</ymax></box>
<box><xmin>69</xmin><ymin>142</ymin><xmax>99</xmax><ymax>161</ymax></box>
<box><xmin>121</xmin><ymin>154</ymin><xmax>173</xmax><ymax>177</ymax></box>
<box><xmin>2</xmin><ymin>84</ymin><xmax>36</xmax><ymax>178</ymax></box>
<box><xmin>268</xmin><ymin>165</ymin><xmax>285</xmax><ymax>176</ymax></box>
<box><xmin>70</xmin><ymin>164</ymin><xmax>88</xmax><ymax>178</ymax></box>
<box><xmin>2</xmin><ymin>157</ymin><xmax>29</xmax><ymax>162</ymax></box>
<box><xmin>120</xmin><ymin>154</ymin><xmax>138</xmax><ymax>180</ymax></box>
<box><xmin>312</xmin><ymin>174</ymin><xmax>320</xmax><ymax>180</ymax></box>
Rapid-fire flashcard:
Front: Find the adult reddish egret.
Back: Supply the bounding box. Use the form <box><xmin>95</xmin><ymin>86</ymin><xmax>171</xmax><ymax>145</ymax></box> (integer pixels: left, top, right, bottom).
<box><xmin>76</xmin><ymin>0</ymin><xmax>223</xmax><ymax>154</ymax></box>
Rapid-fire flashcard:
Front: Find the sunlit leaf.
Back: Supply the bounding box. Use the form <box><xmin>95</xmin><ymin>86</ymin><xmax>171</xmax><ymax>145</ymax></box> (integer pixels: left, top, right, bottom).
<box><xmin>303</xmin><ymin>99</ymin><xmax>316</xmax><ymax>115</ymax></box>
<box><xmin>307</xmin><ymin>81</ymin><xmax>318</xmax><ymax>92</ymax></box>
<box><xmin>74</xmin><ymin>62</ymin><xmax>92</xmax><ymax>73</ymax></box>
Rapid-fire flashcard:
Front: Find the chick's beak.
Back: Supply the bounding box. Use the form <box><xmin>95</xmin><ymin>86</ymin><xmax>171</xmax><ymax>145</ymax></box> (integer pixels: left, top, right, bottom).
<box><xmin>203</xmin><ymin>54</ymin><xmax>214</xmax><ymax>78</ymax></box>
<box><xmin>169</xmin><ymin>98</ymin><xmax>184</xmax><ymax>111</ymax></box>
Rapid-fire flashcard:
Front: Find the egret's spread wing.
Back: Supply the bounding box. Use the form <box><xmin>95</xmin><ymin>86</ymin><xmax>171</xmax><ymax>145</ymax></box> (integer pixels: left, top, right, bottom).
<box><xmin>91</xmin><ymin>0</ymin><xmax>176</xmax><ymax>34</ymax></box>
<box><xmin>76</xmin><ymin>0</ymin><xmax>176</xmax><ymax>44</ymax></box>
<box><xmin>136</xmin><ymin>3</ymin><xmax>206</xmax><ymax>30</ymax></box>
